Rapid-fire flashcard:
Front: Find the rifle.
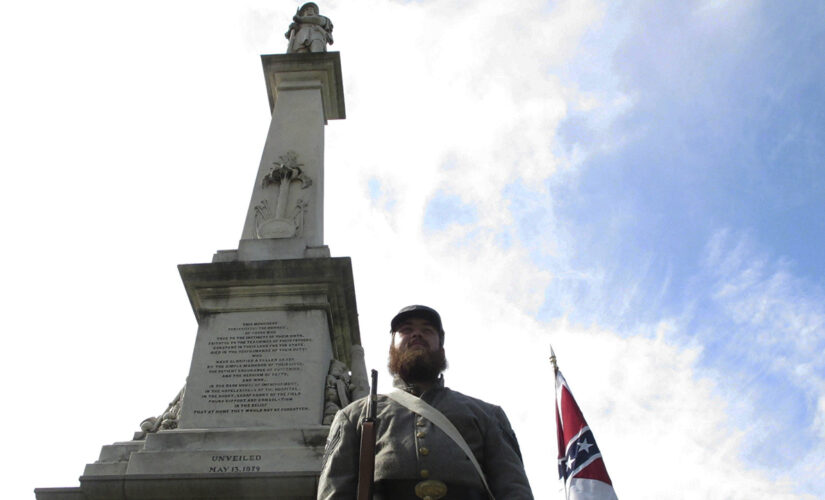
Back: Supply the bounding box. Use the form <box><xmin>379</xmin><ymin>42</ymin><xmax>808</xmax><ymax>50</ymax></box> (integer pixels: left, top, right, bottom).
<box><xmin>356</xmin><ymin>369</ymin><xmax>379</xmax><ymax>500</ymax></box>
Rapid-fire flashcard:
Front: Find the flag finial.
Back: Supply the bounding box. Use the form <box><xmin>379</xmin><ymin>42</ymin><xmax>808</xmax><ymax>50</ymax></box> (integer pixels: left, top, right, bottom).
<box><xmin>549</xmin><ymin>344</ymin><xmax>558</xmax><ymax>373</ymax></box>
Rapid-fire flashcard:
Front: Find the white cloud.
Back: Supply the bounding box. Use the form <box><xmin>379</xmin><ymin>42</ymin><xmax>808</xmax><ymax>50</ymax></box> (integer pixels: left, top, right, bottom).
<box><xmin>697</xmin><ymin>229</ymin><xmax>825</xmax><ymax>492</ymax></box>
<box><xmin>2</xmin><ymin>1</ymin><xmax>820</xmax><ymax>499</ymax></box>
<box><xmin>703</xmin><ymin>229</ymin><xmax>825</xmax><ymax>375</ymax></box>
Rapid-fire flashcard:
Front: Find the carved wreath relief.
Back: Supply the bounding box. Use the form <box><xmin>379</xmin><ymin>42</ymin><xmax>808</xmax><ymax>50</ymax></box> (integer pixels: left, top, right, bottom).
<box><xmin>254</xmin><ymin>151</ymin><xmax>312</xmax><ymax>239</ymax></box>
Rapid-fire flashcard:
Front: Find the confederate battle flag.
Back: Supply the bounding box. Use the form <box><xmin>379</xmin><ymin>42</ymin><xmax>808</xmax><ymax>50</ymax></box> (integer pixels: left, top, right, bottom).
<box><xmin>555</xmin><ymin>368</ymin><xmax>618</xmax><ymax>500</ymax></box>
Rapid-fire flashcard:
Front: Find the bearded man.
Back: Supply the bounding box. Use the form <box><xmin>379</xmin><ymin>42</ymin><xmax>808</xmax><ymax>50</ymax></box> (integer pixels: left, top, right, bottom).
<box><xmin>317</xmin><ymin>305</ymin><xmax>534</xmax><ymax>500</ymax></box>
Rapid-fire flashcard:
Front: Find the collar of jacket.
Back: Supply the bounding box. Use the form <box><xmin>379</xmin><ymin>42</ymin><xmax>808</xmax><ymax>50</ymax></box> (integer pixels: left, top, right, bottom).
<box><xmin>392</xmin><ymin>375</ymin><xmax>445</xmax><ymax>396</ymax></box>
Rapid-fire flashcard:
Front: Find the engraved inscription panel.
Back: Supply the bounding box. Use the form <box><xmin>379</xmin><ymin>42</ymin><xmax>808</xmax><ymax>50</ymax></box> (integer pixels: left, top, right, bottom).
<box><xmin>208</xmin><ymin>454</ymin><xmax>262</xmax><ymax>473</ymax></box>
<box><xmin>179</xmin><ymin>310</ymin><xmax>332</xmax><ymax>429</ymax></box>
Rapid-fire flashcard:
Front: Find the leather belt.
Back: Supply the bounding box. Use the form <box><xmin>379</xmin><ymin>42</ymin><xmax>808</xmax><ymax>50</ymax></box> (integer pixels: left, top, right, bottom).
<box><xmin>374</xmin><ymin>479</ymin><xmax>487</xmax><ymax>500</ymax></box>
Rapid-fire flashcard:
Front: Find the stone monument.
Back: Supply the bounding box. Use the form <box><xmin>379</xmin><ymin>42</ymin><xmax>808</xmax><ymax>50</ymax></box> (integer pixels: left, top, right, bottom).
<box><xmin>34</xmin><ymin>5</ymin><xmax>366</xmax><ymax>500</ymax></box>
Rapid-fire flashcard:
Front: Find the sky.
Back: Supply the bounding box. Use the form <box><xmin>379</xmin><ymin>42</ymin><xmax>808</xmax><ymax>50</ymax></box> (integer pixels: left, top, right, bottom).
<box><xmin>2</xmin><ymin>0</ymin><xmax>824</xmax><ymax>499</ymax></box>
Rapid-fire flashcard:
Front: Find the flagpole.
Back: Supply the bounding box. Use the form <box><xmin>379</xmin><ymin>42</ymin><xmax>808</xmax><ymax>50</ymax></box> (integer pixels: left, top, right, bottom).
<box><xmin>550</xmin><ymin>344</ymin><xmax>565</xmax><ymax>500</ymax></box>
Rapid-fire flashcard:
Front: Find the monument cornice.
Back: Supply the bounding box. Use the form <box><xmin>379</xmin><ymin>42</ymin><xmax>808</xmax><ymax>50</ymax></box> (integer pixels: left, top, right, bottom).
<box><xmin>178</xmin><ymin>257</ymin><xmax>362</xmax><ymax>363</ymax></box>
<box><xmin>261</xmin><ymin>51</ymin><xmax>346</xmax><ymax>121</ymax></box>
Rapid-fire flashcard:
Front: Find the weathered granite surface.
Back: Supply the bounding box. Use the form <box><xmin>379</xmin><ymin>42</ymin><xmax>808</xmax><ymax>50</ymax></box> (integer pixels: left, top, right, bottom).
<box><xmin>238</xmin><ymin>53</ymin><xmax>344</xmax><ymax>261</ymax></box>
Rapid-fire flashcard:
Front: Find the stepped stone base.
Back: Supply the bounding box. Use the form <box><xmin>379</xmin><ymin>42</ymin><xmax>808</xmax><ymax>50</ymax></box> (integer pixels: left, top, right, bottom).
<box><xmin>35</xmin><ymin>427</ymin><xmax>329</xmax><ymax>500</ymax></box>
<box><xmin>37</xmin><ymin>472</ymin><xmax>319</xmax><ymax>500</ymax></box>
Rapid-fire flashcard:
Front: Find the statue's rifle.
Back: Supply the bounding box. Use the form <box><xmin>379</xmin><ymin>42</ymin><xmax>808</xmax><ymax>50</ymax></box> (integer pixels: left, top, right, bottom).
<box><xmin>356</xmin><ymin>369</ymin><xmax>379</xmax><ymax>500</ymax></box>
<box><xmin>285</xmin><ymin>7</ymin><xmax>300</xmax><ymax>45</ymax></box>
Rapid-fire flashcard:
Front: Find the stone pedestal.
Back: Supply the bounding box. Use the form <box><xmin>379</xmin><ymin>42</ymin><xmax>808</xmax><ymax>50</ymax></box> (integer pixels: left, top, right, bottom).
<box><xmin>38</xmin><ymin>259</ymin><xmax>366</xmax><ymax>500</ymax></box>
<box><xmin>78</xmin><ymin>429</ymin><xmax>328</xmax><ymax>499</ymax></box>
<box><xmin>175</xmin><ymin>258</ymin><xmax>366</xmax><ymax>433</ymax></box>
<box><xmin>34</xmin><ymin>48</ymin><xmax>356</xmax><ymax>500</ymax></box>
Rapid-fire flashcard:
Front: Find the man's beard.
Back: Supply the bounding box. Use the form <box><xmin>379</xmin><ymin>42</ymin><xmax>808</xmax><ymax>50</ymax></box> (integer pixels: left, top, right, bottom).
<box><xmin>388</xmin><ymin>344</ymin><xmax>448</xmax><ymax>384</ymax></box>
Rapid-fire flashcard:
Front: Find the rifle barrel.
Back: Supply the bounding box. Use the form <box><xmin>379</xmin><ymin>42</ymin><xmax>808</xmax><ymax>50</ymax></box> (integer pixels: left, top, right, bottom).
<box><xmin>368</xmin><ymin>369</ymin><xmax>378</xmax><ymax>419</ymax></box>
<box><xmin>357</xmin><ymin>369</ymin><xmax>379</xmax><ymax>500</ymax></box>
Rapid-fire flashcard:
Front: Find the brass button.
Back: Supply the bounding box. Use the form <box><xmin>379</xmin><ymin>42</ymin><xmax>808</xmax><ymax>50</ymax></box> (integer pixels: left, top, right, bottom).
<box><xmin>423</xmin><ymin>496</ymin><xmax>432</xmax><ymax>500</ymax></box>
<box><xmin>419</xmin><ymin>446</ymin><xmax>429</xmax><ymax>455</ymax></box>
<box><xmin>417</xmin><ymin>431</ymin><xmax>425</xmax><ymax>438</ymax></box>
<box><xmin>416</xmin><ymin>419</ymin><xmax>426</xmax><ymax>426</ymax></box>
<box><xmin>420</xmin><ymin>469</ymin><xmax>430</xmax><ymax>478</ymax></box>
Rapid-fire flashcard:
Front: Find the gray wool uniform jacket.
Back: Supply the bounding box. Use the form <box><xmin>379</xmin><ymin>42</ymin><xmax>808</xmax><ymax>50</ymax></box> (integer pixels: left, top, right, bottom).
<box><xmin>317</xmin><ymin>378</ymin><xmax>534</xmax><ymax>499</ymax></box>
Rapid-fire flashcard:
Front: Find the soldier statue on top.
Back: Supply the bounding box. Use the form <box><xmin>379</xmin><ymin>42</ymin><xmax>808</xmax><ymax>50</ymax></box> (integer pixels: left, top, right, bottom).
<box><xmin>285</xmin><ymin>2</ymin><xmax>333</xmax><ymax>53</ymax></box>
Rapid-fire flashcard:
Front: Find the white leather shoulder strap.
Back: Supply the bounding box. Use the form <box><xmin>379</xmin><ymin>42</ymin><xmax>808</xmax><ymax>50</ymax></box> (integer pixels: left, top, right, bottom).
<box><xmin>387</xmin><ymin>390</ymin><xmax>495</xmax><ymax>500</ymax></box>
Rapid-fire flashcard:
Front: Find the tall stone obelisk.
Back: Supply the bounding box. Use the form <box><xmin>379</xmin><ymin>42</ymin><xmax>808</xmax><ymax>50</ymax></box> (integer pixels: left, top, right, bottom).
<box><xmin>35</xmin><ymin>5</ymin><xmax>367</xmax><ymax>500</ymax></box>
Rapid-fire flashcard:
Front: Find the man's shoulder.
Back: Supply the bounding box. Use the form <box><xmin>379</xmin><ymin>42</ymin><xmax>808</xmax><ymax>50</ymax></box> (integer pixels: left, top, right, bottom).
<box><xmin>442</xmin><ymin>387</ymin><xmax>498</xmax><ymax>406</ymax></box>
<box><xmin>336</xmin><ymin>393</ymin><xmax>394</xmax><ymax>418</ymax></box>
<box><xmin>339</xmin><ymin>387</ymin><xmax>505</xmax><ymax>417</ymax></box>
<box><xmin>439</xmin><ymin>387</ymin><xmax>506</xmax><ymax>417</ymax></box>
<box><xmin>338</xmin><ymin>395</ymin><xmax>366</xmax><ymax>415</ymax></box>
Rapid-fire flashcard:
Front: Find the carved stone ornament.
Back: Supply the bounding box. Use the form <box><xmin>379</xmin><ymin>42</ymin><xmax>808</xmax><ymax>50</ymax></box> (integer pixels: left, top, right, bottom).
<box><xmin>255</xmin><ymin>151</ymin><xmax>312</xmax><ymax>239</ymax></box>
<box><xmin>322</xmin><ymin>359</ymin><xmax>353</xmax><ymax>425</ymax></box>
<box><xmin>135</xmin><ymin>385</ymin><xmax>186</xmax><ymax>440</ymax></box>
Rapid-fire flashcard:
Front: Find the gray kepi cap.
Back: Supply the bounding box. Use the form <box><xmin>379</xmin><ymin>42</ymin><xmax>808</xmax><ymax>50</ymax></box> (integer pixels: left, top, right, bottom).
<box><xmin>390</xmin><ymin>305</ymin><xmax>444</xmax><ymax>334</ymax></box>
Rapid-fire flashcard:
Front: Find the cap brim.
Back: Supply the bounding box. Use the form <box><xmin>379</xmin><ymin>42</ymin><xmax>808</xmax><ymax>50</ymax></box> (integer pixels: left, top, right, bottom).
<box><xmin>390</xmin><ymin>309</ymin><xmax>442</xmax><ymax>333</ymax></box>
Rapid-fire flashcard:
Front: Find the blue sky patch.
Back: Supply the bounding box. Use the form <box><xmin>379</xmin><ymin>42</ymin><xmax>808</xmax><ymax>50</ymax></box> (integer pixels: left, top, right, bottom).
<box><xmin>423</xmin><ymin>190</ymin><xmax>478</xmax><ymax>231</ymax></box>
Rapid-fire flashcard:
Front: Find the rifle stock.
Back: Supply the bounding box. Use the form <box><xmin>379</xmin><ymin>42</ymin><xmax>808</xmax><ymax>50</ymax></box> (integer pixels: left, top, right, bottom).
<box><xmin>356</xmin><ymin>369</ymin><xmax>379</xmax><ymax>500</ymax></box>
